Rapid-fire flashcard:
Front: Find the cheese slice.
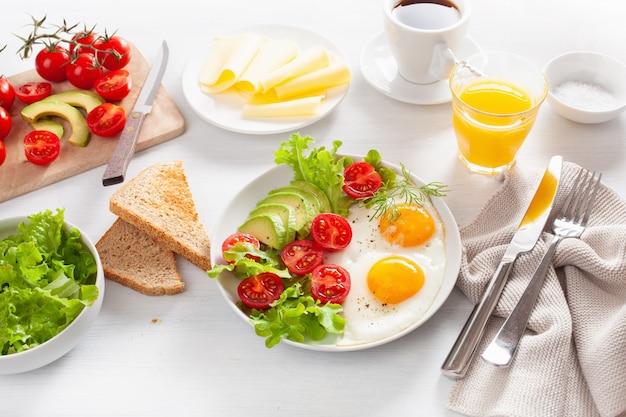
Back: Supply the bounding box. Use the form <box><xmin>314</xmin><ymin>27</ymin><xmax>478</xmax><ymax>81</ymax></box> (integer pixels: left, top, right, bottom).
<box><xmin>242</xmin><ymin>95</ymin><xmax>324</xmax><ymax>118</ymax></box>
<box><xmin>257</xmin><ymin>45</ymin><xmax>331</xmax><ymax>94</ymax></box>
<box><xmin>235</xmin><ymin>39</ymin><xmax>299</xmax><ymax>94</ymax></box>
<box><xmin>198</xmin><ymin>33</ymin><xmax>264</xmax><ymax>94</ymax></box>
<box><xmin>272</xmin><ymin>59</ymin><xmax>351</xmax><ymax>100</ymax></box>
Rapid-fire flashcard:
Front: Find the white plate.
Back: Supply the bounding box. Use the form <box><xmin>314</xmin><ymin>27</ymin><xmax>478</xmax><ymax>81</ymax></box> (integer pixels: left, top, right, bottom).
<box><xmin>210</xmin><ymin>157</ymin><xmax>462</xmax><ymax>352</ymax></box>
<box><xmin>182</xmin><ymin>24</ymin><xmax>350</xmax><ymax>135</ymax></box>
<box><xmin>360</xmin><ymin>33</ymin><xmax>481</xmax><ymax>105</ymax></box>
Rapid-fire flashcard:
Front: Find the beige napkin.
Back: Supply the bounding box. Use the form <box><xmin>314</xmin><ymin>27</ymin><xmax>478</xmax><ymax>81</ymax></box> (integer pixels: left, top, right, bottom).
<box><xmin>447</xmin><ymin>161</ymin><xmax>626</xmax><ymax>417</ymax></box>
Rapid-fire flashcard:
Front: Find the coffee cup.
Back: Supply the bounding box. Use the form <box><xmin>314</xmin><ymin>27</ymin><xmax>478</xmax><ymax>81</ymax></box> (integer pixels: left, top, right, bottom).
<box><xmin>383</xmin><ymin>0</ymin><xmax>471</xmax><ymax>85</ymax></box>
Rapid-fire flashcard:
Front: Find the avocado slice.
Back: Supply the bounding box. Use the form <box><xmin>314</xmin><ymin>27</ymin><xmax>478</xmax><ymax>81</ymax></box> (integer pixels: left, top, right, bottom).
<box><xmin>21</xmin><ymin>100</ymin><xmax>91</xmax><ymax>147</ymax></box>
<box><xmin>44</xmin><ymin>90</ymin><xmax>105</xmax><ymax>113</ymax></box>
<box><xmin>249</xmin><ymin>203</ymin><xmax>297</xmax><ymax>243</ymax></box>
<box><xmin>239</xmin><ymin>214</ymin><xmax>288</xmax><ymax>250</ymax></box>
<box><xmin>257</xmin><ymin>191</ymin><xmax>316</xmax><ymax>239</ymax></box>
<box><xmin>30</xmin><ymin>118</ymin><xmax>64</xmax><ymax>139</ymax></box>
<box><xmin>269</xmin><ymin>185</ymin><xmax>327</xmax><ymax>215</ymax></box>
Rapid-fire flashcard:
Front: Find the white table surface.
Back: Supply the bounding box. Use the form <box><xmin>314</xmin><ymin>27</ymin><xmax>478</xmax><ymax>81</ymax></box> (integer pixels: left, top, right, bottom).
<box><xmin>1</xmin><ymin>0</ymin><xmax>624</xmax><ymax>416</ymax></box>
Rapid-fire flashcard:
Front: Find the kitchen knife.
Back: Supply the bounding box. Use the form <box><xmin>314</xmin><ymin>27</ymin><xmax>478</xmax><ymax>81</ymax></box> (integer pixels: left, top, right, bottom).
<box><xmin>441</xmin><ymin>155</ymin><xmax>563</xmax><ymax>379</ymax></box>
<box><xmin>102</xmin><ymin>40</ymin><xmax>169</xmax><ymax>186</ymax></box>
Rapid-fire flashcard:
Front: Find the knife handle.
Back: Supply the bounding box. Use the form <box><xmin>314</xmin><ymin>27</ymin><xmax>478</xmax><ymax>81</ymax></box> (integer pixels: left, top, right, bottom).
<box><xmin>441</xmin><ymin>259</ymin><xmax>514</xmax><ymax>379</ymax></box>
<box><xmin>102</xmin><ymin>111</ymin><xmax>146</xmax><ymax>186</ymax></box>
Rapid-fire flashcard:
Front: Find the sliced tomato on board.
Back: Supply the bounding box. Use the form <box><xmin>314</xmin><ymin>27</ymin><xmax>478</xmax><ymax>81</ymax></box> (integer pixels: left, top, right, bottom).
<box><xmin>94</xmin><ymin>69</ymin><xmax>132</xmax><ymax>101</ymax></box>
<box><xmin>23</xmin><ymin>130</ymin><xmax>61</xmax><ymax>165</ymax></box>
<box><xmin>342</xmin><ymin>161</ymin><xmax>383</xmax><ymax>199</ymax></box>
<box><xmin>310</xmin><ymin>213</ymin><xmax>353</xmax><ymax>251</ymax></box>
<box><xmin>310</xmin><ymin>264</ymin><xmax>351</xmax><ymax>304</ymax></box>
<box><xmin>15</xmin><ymin>82</ymin><xmax>52</xmax><ymax>104</ymax></box>
<box><xmin>237</xmin><ymin>272</ymin><xmax>284</xmax><ymax>310</ymax></box>
<box><xmin>281</xmin><ymin>239</ymin><xmax>324</xmax><ymax>275</ymax></box>
<box><xmin>86</xmin><ymin>103</ymin><xmax>126</xmax><ymax>137</ymax></box>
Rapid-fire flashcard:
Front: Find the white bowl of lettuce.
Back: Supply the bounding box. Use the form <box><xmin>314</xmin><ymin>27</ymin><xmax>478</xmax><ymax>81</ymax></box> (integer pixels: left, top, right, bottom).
<box><xmin>0</xmin><ymin>209</ymin><xmax>104</xmax><ymax>374</ymax></box>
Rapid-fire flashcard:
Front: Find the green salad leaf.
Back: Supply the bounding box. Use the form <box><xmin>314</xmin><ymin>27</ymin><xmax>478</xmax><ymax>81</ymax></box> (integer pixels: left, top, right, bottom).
<box><xmin>0</xmin><ymin>208</ymin><xmax>99</xmax><ymax>355</ymax></box>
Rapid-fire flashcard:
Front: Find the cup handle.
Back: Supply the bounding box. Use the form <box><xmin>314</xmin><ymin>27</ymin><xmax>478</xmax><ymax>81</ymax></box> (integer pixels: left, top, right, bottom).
<box><xmin>429</xmin><ymin>43</ymin><xmax>459</xmax><ymax>81</ymax></box>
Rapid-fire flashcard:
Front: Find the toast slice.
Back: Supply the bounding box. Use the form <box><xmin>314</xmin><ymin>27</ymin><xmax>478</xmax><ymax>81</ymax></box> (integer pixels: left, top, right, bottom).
<box><xmin>109</xmin><ymin>160</ymin><xmax>212</xmax><ymax>271</ymax></box>
<box><xmin>96</xmin><ymin>218</ymin><xmax>184</xmax><ymax>295</ymax></box>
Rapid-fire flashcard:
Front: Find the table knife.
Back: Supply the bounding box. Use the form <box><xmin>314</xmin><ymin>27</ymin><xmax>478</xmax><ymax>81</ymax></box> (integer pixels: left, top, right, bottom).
<box><xmin>441</xmin><ymin>155</ymin><xmax>563</xmax><ymax>379</ymax></box>
<box><xmin>102</xmin><ymin>40</ymin><xmax>169</xmax><ymax>186</ymax></box>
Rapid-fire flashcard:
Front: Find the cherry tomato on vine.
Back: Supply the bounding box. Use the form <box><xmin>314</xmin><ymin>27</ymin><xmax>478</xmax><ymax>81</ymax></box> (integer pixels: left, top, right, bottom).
<box><xmin>23</xmin><ymin>130</ymin><xmax>60</xmax><ymax>166</ymax></box>
<box><xmin>342</xmin><ymin>161</ymin><xmax>383</xmax><ymax>199</ymax></box>
<box><xmin>237</xmin><ymin>272</ymin><xmax>284</xmax><ymax>310</ymax></box>
<box><xmin>310</xmin><ymin>264</ymin><xmax>351</xmax><ymax>304</ymax></box>
<box><xmin>0</xmin><ymin>77</ymin><xmax>15</xmax><ymax>110</ymax></box>
<box><xmin>94</xmin><ymin>69</ymin><xmax>132</xmax><ymax>101</ymax></box>
<box><xmin>66</xmin><ymin>53</ymin><xmax>104</xmax><ymax>89</ymax></box>
<box><xmin>86</xmin><ymin>103</ymin><xmax>126</xmax><ymax>137</ymax></box>
<box><xmin>281</xmin><ymin>239</ymin><xmax>324</xmax><ymax>275</ymax></box>
<box><xmin>311</xmin><ymin>213</ymin><xmax>353</xmax><ymax>251</ymax></box>
<box><xmin>221</xmin><ymin>232</ymin><xmax>261</xmax><ymax>263</ymax></box>
<box><xmin>0</xmin><ymin>141</ymin><xmax>6</xmax><ymax>166</ymax></box>
<box><xmin>35</xmin><ymin>45</ymin><xmax>71</xmax><ymax>82</ymax></box>
<box><xmin>95</xmin><ymin>35</ymin><xmax>132</xmax><ymax>70</ymax></box>
<box><xmin>15</xmin><ymin>82</ymin><xmax>52</xmax><ymax>104</ymax></box>
<box><xmin>70</xmin><ymin>30</ymin><xmax>98</xmax><ymax>55</ymax></box>
<box><xmin>0</xmin><ymin>106</ymin><xmax>12</xmax><ymax>141</ymax></box>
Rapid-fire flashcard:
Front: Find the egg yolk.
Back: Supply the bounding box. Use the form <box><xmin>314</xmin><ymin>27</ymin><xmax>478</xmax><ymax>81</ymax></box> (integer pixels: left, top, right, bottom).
<box><xmin>379</xmin><ymin>204</ymin><xmax>435</xmax><ymax>247</ymax></box>
<box><xmin>367</xmin><ymin>255</ymin><xmax>425</xmax><ymax>304</ymax></box>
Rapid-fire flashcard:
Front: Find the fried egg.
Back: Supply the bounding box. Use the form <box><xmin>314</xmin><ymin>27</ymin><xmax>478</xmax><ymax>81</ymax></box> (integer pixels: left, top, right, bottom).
<box><xmin>324</xmin><ymin>198</ymin><xmax>447</xmax><ymax>346</ymax></box>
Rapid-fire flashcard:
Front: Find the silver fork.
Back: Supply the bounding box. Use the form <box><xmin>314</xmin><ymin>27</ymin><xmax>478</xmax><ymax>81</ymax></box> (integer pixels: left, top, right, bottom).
<box><xmin>481</xmin><ymin>168</ymin><xmax>602</xmax><ymax>367</ymax></box>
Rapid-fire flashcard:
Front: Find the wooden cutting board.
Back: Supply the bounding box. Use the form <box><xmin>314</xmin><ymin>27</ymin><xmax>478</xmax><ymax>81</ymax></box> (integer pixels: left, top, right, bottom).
<box><xmin>0</xmin><ymin>44</ymin><xmax>186</xmax><ymax>203</ymax></box>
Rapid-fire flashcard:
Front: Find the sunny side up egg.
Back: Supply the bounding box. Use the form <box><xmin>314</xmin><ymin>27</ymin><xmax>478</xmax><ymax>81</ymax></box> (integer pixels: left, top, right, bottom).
<box><xmin>324</xmin><ymin>197</ymin><xmax>447</xmax><ymax>347</ymax></box>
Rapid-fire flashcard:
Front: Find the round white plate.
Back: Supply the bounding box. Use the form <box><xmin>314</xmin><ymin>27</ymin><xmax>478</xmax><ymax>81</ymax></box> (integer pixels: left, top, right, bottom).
<box><xmin>360</xmin><ymin>33</ymin><xmax>481</xmax><ymax>105</ymax></box>
<box><xmin>182</xmin><ymin>24</ymin><xmax>350</xmax><ymax>135</ymax></box>
<box><xmin>210</xmin><ymin>157</ymin><xmax>462</xmax><ymax>352</ymax></box>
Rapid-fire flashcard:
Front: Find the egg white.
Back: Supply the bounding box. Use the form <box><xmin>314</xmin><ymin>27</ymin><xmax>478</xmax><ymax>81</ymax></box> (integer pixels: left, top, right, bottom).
<box><xmin>324</xmin><ymin>198</ymin><xmax>447</xmax><ymax>346</ymax></box>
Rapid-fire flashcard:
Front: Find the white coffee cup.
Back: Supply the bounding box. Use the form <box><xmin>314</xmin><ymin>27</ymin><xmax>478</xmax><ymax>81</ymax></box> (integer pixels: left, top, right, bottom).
<box><xmin>383</xmin><ymin>0</ymin><xmax>472</xmax><ymax>85</ymax></box>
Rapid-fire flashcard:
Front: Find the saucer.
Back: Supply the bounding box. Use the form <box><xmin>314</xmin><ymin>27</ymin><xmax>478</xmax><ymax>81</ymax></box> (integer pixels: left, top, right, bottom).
<box><xmin>360</xmin><ymin>33</ymin><xmax>481</xmax><ymax>105</ymax></box>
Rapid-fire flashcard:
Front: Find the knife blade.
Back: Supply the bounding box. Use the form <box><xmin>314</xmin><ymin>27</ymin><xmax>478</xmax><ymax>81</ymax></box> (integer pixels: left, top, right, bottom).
<box><xmin>102</xmin><ymin>40</ymin><xmax>169</xmax><ymax>186</ymax></box>
<box><xmin>441</xmin><ymin>155</ymin><xmax>563</xmax><ymax>379</ymax></box>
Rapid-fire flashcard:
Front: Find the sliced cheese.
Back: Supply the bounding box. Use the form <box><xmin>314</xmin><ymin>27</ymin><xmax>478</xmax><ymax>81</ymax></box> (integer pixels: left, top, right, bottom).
<box><xmin>242</xmin><ymin>95</ymin><xmax>324</xmax><ymax>118</ymax></box>
<box><xmin>272</xmin><ymin>59</ymin><xmax>352</xmax><ymax>100</ymax></box>
<box><xmin>235</xmin><ymin>39</ymin><xmax>299</xmax><ymax>94</ymax></box>
<box><xmin>257</xmin><ymin>45</ymin><xmax>331</xmax><ymax>94</ymax></box>
<box><xmin>198</xmin><ymin>33</ymin><xmax>264</xmax><ymax>94</ymax></box>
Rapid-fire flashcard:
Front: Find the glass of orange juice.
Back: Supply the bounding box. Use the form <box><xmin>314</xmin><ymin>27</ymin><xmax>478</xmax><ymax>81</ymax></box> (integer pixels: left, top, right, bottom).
<box><xmin>450</xmin><ymin>52</ymin><xmax>548</xmax><ymax>176</ymax></box>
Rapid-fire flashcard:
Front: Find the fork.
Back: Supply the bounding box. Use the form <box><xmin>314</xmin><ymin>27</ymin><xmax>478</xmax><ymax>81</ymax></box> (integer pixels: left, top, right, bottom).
<box><xmin>481</xmin><ymin>167</ymin><xmax>602</xmax><ymax>367</ymax></box>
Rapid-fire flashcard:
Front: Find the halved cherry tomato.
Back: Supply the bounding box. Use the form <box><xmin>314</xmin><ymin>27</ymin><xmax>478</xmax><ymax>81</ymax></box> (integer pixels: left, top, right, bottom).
<box><xmin>15</xmin><ymin>82</ymin><xmax>52</xmax><ymax>104</ymax></box>
<box><xmin>35</xmin><ymin>45</ymin><xmax>71</xmax><ymax>82</ymax></box>
<box><xmin>222</xmin><ymin>232</ymin><xmax>261</xmax><ymax>263</ymax></box>
<box><xmin>94</xmin><ymin>69</ymin><xmax>132</xmax><ymax>101</ymax></box>
<box><xmin>95</xmin><ymin>35</ymin><xmax>132</xmax><ymax>70</ymax></box>
<box><xmin>310</xmin><ymin>264</ymin><xmax>351</xmax><ymax>304</ymax></box>
<box><xmin>66</xmin><ymin>53</ymin><xmax>104</xmax><ymax>89</ymax></box>
<box><xmin>23</xmin><ymin>130</ymin><xmax>60</xmax><ymax>166</ymax></box>
<box><xmin>86</xmin><ymin>103</ymin><xmax>126</xmax><ymax>137</ymax></box>
<box><xmin>0</xmin><ymin>77</ymin><xmax>15</xmax><ymax>110</ymax></box>
<box><xmin>0</xmin><ymin>106</ymin><xmax>12</xmax><ymax>141</ymax></box>
<box><xmin>342</xmin><ymin>161</ymin><xmax>383</xmax><ymax>199</ymax></box>
<box><xmin>0</xmin><ymin>141</ymin><xmax>6</xmax><ymax>166</ymax></box>
<box><xmin>237</xmin><ymin>272</ymin><xmax>284</xmax><ymax>310</ymax></box>
<box><xmin>281</xmin><ymin>239</ymin><xmax>324</xmax><ymax>275</ymax></box>
<box><xmin>311</xmin><ymin>213</ymin><xmax>353</xmax><ymax>251</ymax></box>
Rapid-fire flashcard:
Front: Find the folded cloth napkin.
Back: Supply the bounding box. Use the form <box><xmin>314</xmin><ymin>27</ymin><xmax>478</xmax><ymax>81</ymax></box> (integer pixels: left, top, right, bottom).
<box><xmin>447</xmin><ymin>161</ymin><xmax>626</xmax><ymax>417</ymax></box>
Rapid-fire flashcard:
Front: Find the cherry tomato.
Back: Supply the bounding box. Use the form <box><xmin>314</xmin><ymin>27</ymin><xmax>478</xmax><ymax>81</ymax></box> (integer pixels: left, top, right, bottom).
<box><xmin>35</xmin><ymin>45</ymin><xmax>71</xmax><ymax>82</ymax></box>
<box><xmin>237</xmin><ymin>272</ymin><xmax>284</xmax><ymax>310</ymax></box>
<box><xmin>0</xmin><ymin>106</ymin><xmax>11</xmax><ymax>141</ymax></box>
<box><xmin>95</xmin><ymin>36</ymin><xmax>132</xmax><ymax>70</ymax></box>
<box><xmin>281</xmin><ymin>239</ymin><xmax>324</xmax><ymax>275</ymax></box>
<box><xmin>66</xmin><ymin>53</ymin><xmax>104</xmax><ymax>89</ymax></box>
<box><xmin>0</xmin><ymin>141</ymin><xmax>6</xmax><ymax>166</ymax></box>
<box><xmin>86</xmin><ymin>103</ymin><xmax>126</xmax><ymax>137</ymax></box>
<box><xmin>0</xmin><ymin>77</ymin><xmax>15</xmax><ymax>110</ymax></box>
<box><xmin>311</xmin><ymin>213</ymin><xmax>353</xmax><ymax>251</ymax></box>
<box><xmin>310</xmin><ymin>264</ymin><xmax>351</xmax><ymax>304</ymax></box>
<box><xmin>94</xmin><ymin>69</ymin><xmax>132</xmax><ymax>101</ymax></box>
<box><xmin>15</xmin><ymin>82</ymin><xmax>52</xmax><ymax>104</ymax></box>
<box><xmin>342</xmin><ymin>161</ymin><xmax>383</xmax><ymax>199</ymax></box>
<box><xmin>23</xmin><ymin>130</ymin><xmax>60</xmax><ymax>166</ymax></box>
<box><xmin>222</xmin><ymin>232</ymin><xmax>261</xmax><ymax>263</ymax></box>
<box><xmin>70</xmin><ymin>30</ymin><xmax>98</xmax><ymax>55</ymax></box>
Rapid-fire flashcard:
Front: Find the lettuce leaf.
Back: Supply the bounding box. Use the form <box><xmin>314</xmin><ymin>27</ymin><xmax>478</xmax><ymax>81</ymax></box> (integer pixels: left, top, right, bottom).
<box><xmin>0</xmin><ymin>209</ymin><xmax>99</xmax><ymax>355</ymax></box>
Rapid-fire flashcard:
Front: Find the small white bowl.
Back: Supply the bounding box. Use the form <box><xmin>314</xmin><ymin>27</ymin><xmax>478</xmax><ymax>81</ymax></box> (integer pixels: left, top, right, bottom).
<box><xmin>0</xmin><ymin>216</ymin><xmax>104</xmax><ymax>375</ymax></box>
<box><xmin>543</xmin><ymin>51</ymin><xmax>626</xmax><ymax>124</ymax></box>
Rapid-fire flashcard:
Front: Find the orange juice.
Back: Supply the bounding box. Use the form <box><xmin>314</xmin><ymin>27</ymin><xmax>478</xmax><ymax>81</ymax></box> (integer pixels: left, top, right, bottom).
<box><xmin>452</xmin><ymin>78</ymin><xmax>539</xmax><ymax>173</ymax></box>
